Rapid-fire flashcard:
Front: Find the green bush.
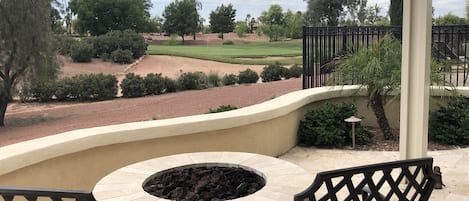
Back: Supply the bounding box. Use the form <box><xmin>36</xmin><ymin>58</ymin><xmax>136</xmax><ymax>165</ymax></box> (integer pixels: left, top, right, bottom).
<box><xmin>55</xmin><ymin>74</ymin><xmax>117</xmax><ymax>101</ymax></box>
<box><xmin>222</xmin><ymin>40</ymin><xmax>234</xmax><ymax>45</ymax></box>
<box><xmin>121</xmin><ymin>73</ymin><xmax>146</xmax><ymax>98</ymax></box>
<box><xmin>111</xmin><ymin>49</ymin><xmax>134</xmax><ymax>64</ymax></box>
<box><xmin>208</xmin><ymin>105</ymin><xmax>238</xmax><ymax>113</ymax></box>
<box><xmin>144</xmin><ymin>73</ymin><xmax>165</xmax><ymax>95</ymax></box>
<box><xmin>429</xmin><ymin>98</ymin><xmax>469</xmax><ymax>145</ymax></box>
<box><xmin>93</xmin><ymin>30</ymin><xmax>147</xmax><ymax>59</ymax></box>
<box><xmin>177</xmin><ymin>72</ymin><xmax>208</xmax><ymax>90</ymax></box>
<box><xmin>289</xmin><ymin>64</ymin><xmax>303</xmax><ymax>78</ymax></box>
<box><xmin>222</xmin><ymin>74</ymin><xmax>238</xmax><ymax>86</ymax></box>
<box><xmin>238</xmin><ymin>69</ymin><xmax>259</xmax><ymax>84</ymax></box>
<box><xmin>76</xmin><ymin>74</ymin><xmax>118</xmax><ymax>101</ymax></box>
<box><xmin>208</xmin><ymin>72</ymin><xmax>221</xmax><ymax>87</ymax></box>
<box><xmin>54</xmin><ymin>35</ymin><xmax>79</xmax><ymax>56</ymax></box>
<box><xmin>55</xmin><ymin>77</ymin><xmax>80</xmax><ymax>101</ymax></box>
<box><xmin>70</xmin><ymin>41</ymin><xmax>95</xmax><ymax>62</ymax></box>
<box><xmin>29</xmin><ymin>79</ymin><xmax>57</xmax><ymax>102</ymax></box>
<box><xmin>163</xmin><ymin>76</ymin><xmax>178</xmax><ymax>93</ymax></box>
<box><xmin>297</xmin><ymin>102</ymin><xmax>372</xmax><ymax>147</ymax></box>
<box><xmin>260</xmin><ymin>62</ymin><xmax>289</xmax><ymax>82</ymax></box>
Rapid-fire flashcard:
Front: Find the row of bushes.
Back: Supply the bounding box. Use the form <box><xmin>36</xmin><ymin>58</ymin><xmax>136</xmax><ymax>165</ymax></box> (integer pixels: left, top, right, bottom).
<box><xmin>56</xmin><ymin>30</ymin><xmax>147</xmax><ymax>64</ymax></box>
<box><xmin>298</xmin><ymin>98</ymin><xmax>469</xmax><ymax>147</ymax></box>
<box><xmin>20</xmin><ymin>74</ymin><xmax>118</xmax><ymax>102</ymax></box>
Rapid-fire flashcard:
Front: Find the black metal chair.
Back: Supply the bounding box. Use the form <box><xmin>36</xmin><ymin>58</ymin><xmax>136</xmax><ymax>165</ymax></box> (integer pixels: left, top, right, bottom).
<box><xmin>294</xmin><ymin>157</ymin><xmax>436</xmax><ymax>201</ymax></box>
<box><xmin>0</xmin><ymin>186</ymin><xmax>95</xmax><ymax>201</ymax></box>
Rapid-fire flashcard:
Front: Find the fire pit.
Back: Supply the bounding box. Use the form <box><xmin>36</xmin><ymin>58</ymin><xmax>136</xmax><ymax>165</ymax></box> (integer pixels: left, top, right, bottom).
<box><xmin>93</xmin><ymin>152</ymin><xmax>313</xmax><ymax>201</ymax></box>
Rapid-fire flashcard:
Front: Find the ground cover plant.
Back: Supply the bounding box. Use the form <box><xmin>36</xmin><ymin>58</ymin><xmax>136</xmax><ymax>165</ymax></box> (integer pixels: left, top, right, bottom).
<box><xmin>208</xmin><ymin>105</ymin><xmax>238</xmax><ymax>113</ymax></box>
<box><xmin>146</xmin><ymin>40</ymin><xmax>302</xmax><ymax>65</ymax></box>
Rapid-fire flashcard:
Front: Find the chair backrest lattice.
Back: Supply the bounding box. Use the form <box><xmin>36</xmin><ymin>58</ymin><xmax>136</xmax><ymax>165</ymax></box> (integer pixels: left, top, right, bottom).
<box><xmin>294</xmin><ymin>157</ymin><xmax>436</xmax><ymax>201</ymax></box>
<box><xmin>0</xmin><ymin>187</ymin><xmax>95</xmax><ymax>201</ymax></box>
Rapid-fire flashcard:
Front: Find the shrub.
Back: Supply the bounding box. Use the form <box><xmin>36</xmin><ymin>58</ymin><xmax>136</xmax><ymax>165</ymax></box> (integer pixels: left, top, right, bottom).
<box><xmin>163</xmin><ymin>34</ymin><xmax>183</xmax><ymax>45</ymax></box>
<box><xmin>54</xmin><ymin>35</ymin><xmax>79</xmax><ymax>56</ymax></box>
<box><xmin>222</xmin><ymin>74</ymin><xmax>238</xmax><ymax>86</ymax></box>
<box><xmin>222</xmin><ymin>40</ymin><xmax>234</xmax><ymax>45</ymax></box>
<box><xmin>163</xmin><ymin>76</ymin><xmax>178</xmax><ymax>93</ymax></box>
<box><xmin>297</xmin><ymin>102</ymin><xmax>372</xmax><ymax>147</ymax></box>
<box><xmin>429</xmin><ymin>98</ymin><xmax>469</xmax><ymax>145</ymax></box>
<box><xmin>238</xmin><ymin>69</ymin><xmax>259</xmax><ymax>84</ymax></box>
<box><xmin>120</xmin><ymin>73</ymin><xmax>146</xmax><ymax>98</ymax></box>
<box><xmin>289</xmin><ymin>64</ymin><xmax>303</xmax><ymax>78</ymax></box>
<box><xmin>111</xmin><ymin>49</ymin><xmax>134</xmax><ymax>64</ymax></box>
<box><xmin>93</xmin><ymin>29</ymin><xmax>147</xmax><ymax>59</ymax></box>
<box><xmin>29</xmin><ymin>79</ymin><xmax>57</xmax><ymax>102</ymax></box>
<box><xmin>260</xmin><ymin>62</ymin><xmax>289</xmax><ymax>82</ymax></box>
<box><xmin>78</xmin><ymin>74</ymin><xmax>118</xmax><ymax>101</ymax></box>
<box><xmin>144</xmin><ymin>73</ymin><xmax>165</xmax><ymax>95</ymax></box>
<box><xmin>55</xmin><ymin>77</ymin><xmax>79</xmax><ymax>101</ymax></box>
<box><xmin>55</xmin><ymin>74</ymin><xmax>118</xmax><ymax>101</ymax></box>
<box><xmin>207</xmin><ymin>72</ymin><xmax>221</xmax><ymax>87</ymax></box>
<box><xmin>70</xmin><ymin>41</ymin><xmax>94</xmax><ymax>62</ymax></box>
<box><xmin>208</xmin><ymin>105</ymin><xmax>238</xmax><ymax>113</ymax></box>
<box><xmin>177</xmin><ymin>71</ymin><xmax>208</xmax><ymax>90</ymax></box>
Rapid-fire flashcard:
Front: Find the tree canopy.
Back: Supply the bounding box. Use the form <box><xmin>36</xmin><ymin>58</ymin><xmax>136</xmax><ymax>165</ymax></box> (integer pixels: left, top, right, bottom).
<box><xmin>163</xmin><ymin>0</ymin><xmax>201</xmax><ymax>42</ymax></box>
<box><xmin>389</xmin><ymin>0</ymin><xmax>403</xmax><ymax>25</ymax></box>
<box><xmin>69</xmin><ymin>0</ymin><xmax>153</xmax><ymax>36</ymax></box>
<box><xmin>0</xmin><ymin>0</ymin><xmax>58</xmax><ymax>126</ymax></box>
<box><xmin>435</xmin><ymin>13</ymin><xmax>467</xmax><ymax>25</ymax></box>
<box><xmin>259</xmin><ymin>4</ymin><xmax>285</xmax><ymax>41</ymax></box>
<box><xmin>305</xmin><ymin>0</ymin><xmax>344</xmax><ymax>26</ymax></box>
<box><xmin>209</xmin><ymin>4</ymin><xmax>236</xmax><ymax>40</ymax></box>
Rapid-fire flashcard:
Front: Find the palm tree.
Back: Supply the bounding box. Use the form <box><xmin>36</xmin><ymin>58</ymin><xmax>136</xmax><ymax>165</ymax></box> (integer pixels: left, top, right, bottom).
<box><xmin>337</xmin><ymin>35</ymin><xmax>401</xmax><ymax>140</ymax></box>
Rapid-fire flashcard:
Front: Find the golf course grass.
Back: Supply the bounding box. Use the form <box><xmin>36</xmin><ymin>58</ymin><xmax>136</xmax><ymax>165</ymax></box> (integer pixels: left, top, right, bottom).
<box><xmin>147</xmin><ymin>40</ymin><xmax>302</xmax><ymax>65</ymax></box>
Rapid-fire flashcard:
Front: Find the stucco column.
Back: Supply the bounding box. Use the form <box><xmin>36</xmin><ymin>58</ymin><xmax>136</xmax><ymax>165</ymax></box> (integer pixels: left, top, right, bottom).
<box><xmin>399</xmin><ymin>0</ymin><xmax>432</xmax><ymax>160</ymax></box>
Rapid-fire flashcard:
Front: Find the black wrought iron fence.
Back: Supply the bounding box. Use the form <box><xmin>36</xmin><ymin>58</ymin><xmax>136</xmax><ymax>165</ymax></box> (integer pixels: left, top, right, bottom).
<box><xmin>303</xmin><ymin>25</ymin><xmax>469</xmax><ymax>89</ymax></box>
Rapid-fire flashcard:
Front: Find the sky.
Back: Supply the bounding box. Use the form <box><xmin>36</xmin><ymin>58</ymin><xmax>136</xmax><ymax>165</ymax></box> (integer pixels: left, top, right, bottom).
<box><xmin>149</xmin><ymin>0</ymin><xmax>466</xmax><ymax>22</ymax></box>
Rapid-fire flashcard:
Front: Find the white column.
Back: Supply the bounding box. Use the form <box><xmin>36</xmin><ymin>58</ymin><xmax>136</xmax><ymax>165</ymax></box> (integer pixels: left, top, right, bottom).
<box><xmin>399</xmin><ymin>0</ymin><xmax>432</xmax><ymax>160</ymax></box>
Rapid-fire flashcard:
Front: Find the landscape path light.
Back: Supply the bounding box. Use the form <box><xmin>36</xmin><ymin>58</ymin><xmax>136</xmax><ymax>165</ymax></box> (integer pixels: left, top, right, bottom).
<box><xmin>344</xmin><ymin>116</ymin><xmax>362</xmax><ymax>149</ymax></box>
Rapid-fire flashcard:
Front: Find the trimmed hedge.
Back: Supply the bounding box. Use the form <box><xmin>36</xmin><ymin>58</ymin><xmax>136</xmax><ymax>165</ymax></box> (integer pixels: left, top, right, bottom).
<box><xmin>20</xmin><ymin>74</ymin><xmax>118</xmax><ymax>102</ymax></box>
<box><xmin>145</xmin><ymin>73</ymin><xmax>166</xmax><ymax>95</ymax></box>
<box><xmin>93</xmin><ymin>29</ymin><xmax>147</xmax><ymax>60</ymax></box>
<box><xmin>297</xmin><ymin>102</ymin><xmax>372</xmax><ymax>147</ymax></box>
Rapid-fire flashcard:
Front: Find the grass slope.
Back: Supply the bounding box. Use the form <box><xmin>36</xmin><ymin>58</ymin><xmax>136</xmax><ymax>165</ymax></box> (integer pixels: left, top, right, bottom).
<box><xmin>147</xmin><ymin>40</ymin><xmax>302</xmax><ymax>65</ymax></box>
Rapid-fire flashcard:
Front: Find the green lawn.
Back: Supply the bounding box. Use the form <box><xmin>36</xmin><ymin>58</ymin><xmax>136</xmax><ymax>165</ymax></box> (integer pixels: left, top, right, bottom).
<box><xmin>146</xmin><ymin>40</ymin><xmax>303</xmax><ymax>65</ymax></box>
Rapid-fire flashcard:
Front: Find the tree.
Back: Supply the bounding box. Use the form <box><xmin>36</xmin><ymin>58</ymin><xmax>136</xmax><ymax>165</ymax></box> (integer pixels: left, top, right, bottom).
<box><xmin>389</xmin><ymin>0</ymin><xmax>403</xmax><ymax>25</ymax></box>
<box><xmin>435</xmin><ymin>13</ymin><xmax>467</xmax><ymax>25</ymax></box>
<box><xmin>234</xmin><ymin>21</ymin><xmax>249</xmax><ymax>38</ymax></box>
<box><xmin>209</xmin><ymin>4</ymin><xmax>236</xmax><ymax>40</ymax></box>
<box><xmin>259</xmin><ymin>4</ymin><xmax>285</xmax><ymax>41</ymax></box>
<box><xmin>305</xmin><ymin>0</ymin><xmax>345</xmax><ymax>26</ymax></box>
<box><xmin>163</xmin><ymin>0</ymin><xmax>201</xmax><ymax>43</ymax></box>
<box><xmin>337</xmin><ymin>35</ymin><xmax>401</xmax><ymax>140</ymax></box>
<box><xmin>284</xmin><ymin>10</ymin><xmax>304</xmax><ymax>39</ymax></box>
<box><xmin>0</xmin><ymin>0</ymin><xmax>59</xmax><ymax>126</ymax></box>
<box><xmin>69</xmin><ymin>0</ymin><xmax>152</xmax><ymax>36</ymax></box>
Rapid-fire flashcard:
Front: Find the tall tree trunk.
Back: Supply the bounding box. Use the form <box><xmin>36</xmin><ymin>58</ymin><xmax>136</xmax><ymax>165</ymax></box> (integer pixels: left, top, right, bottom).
<box><xmin>0</xmin><ymin>97</ymin><xmax>7</xmax><ymax>127</ymax></box>
<box><xmin>370</xmin><ymin>93</ymin><xmax>394</xmax><ymax>140</ymax></box>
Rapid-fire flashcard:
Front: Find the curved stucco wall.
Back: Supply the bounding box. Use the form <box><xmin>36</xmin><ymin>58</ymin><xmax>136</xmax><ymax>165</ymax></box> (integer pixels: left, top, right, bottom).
<box><xmin>0</xmin><ymin>86</ymin><xmax>467</xmax><ymax>191</ymax></box>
